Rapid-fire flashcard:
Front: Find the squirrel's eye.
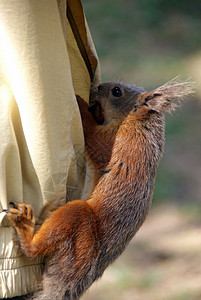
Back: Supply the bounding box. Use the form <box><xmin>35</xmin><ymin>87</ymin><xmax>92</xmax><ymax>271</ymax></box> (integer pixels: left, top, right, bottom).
<box><xmin>111</xmin><ymin>87</ymin><xmax>122</xmax><ymax>97</ymax></box>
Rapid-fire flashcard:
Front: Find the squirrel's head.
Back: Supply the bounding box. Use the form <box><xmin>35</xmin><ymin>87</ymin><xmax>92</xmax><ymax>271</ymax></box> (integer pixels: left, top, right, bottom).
<box><xmin>89</xmin><ymin>79</ymin><xmax>195</xmax><ymax>124</ymax></box>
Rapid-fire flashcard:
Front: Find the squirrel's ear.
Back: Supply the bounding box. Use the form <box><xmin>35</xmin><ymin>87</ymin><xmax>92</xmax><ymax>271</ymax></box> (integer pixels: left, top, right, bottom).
<box><xmin>143</xmin><ymin>79</ymin><xmax>195</xmax><ymax>113</ymax></box>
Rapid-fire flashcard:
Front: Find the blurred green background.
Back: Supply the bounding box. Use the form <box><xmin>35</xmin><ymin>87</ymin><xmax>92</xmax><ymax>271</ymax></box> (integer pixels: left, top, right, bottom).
<box><xmin>82</xmin><ymin>1</ymin><xmax>201</xmax><ymax>299</ymax></box>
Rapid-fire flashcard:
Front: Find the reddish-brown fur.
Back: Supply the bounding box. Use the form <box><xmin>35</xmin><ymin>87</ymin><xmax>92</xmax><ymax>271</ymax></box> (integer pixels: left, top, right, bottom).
<box><xmin>5</xmin><ymin>79</ymin><xmax>194</xmax><ymax>300</ymax></box>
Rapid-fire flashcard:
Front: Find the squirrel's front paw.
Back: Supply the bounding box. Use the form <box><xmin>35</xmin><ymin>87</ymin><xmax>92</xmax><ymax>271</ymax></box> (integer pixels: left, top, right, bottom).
<box><xmin>4</xmin><ymin>202</ymin><xmax>35</xmax><ymax>239</ymax></box>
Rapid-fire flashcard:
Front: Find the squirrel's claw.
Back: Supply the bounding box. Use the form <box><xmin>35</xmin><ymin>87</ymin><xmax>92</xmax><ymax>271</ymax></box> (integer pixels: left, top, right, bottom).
<box><xmin>1</xmin><ymin>202</ymin><xmax>18</xmax><ymax>213</ymax></box>
<box><xmin>9</xmin><ymin>201</ymin><xmax>18</xmax><ymax>208</ymax></box>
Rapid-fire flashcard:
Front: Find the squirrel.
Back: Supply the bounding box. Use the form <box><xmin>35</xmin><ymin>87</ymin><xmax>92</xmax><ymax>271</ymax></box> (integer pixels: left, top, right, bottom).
<box><xmin>4</xmin><ymin>79</ymin><xmax>194</xmax><ymax>300</ymax></box>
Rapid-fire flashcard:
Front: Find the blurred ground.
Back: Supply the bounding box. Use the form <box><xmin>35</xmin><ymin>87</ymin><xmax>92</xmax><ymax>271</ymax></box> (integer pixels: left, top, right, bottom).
<box><xmin>82</xmin><ymin>1</ymin><xmax>201</xmax><ymax>299</ymax></box>
<box><xmin>82</xmin><ymin>204</ymin><xmax>201</xmax><ymax>300</ymax></box>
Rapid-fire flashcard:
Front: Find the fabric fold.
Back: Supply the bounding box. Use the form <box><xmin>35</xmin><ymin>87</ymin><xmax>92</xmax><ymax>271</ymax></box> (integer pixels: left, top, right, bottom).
<box><xmin>0</xmin><ymin>0</ymin><xmax>100</xmax><ymax>297</ymax></box>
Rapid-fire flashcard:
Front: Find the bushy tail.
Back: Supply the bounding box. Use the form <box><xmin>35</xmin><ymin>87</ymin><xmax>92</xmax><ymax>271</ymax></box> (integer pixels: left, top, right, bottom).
<box><xmin>144</xmin><ymin>77</ymin><xmax>196</xmax><ymax>113</ymax></box>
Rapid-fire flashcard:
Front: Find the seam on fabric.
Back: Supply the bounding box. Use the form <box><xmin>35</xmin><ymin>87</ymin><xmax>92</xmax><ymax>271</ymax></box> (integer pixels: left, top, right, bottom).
<box><xmin>0</xmin><ymin>255</ymin><xmax>43</xmax><ymax>260</ymax></box>
<box><xmin>0</xmin><ymin>256</ymin><xmax>25</xmax><ymax>260</ymax></box>
<box><xmin>0</xmin><ymin>225</ymin><xmax>15</xmax><ymax>228</ymax></box>
<box><xmin>0</xmin><ymin>263</ymin><xmax>44</xmax><ymax>271</ymax></box>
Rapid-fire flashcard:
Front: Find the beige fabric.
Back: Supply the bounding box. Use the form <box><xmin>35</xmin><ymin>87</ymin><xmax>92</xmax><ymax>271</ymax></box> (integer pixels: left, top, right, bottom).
<box><xmin>0</xmin><ymin>0</ymin><xmax>100</xmax><ymax>297</ymax></box>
